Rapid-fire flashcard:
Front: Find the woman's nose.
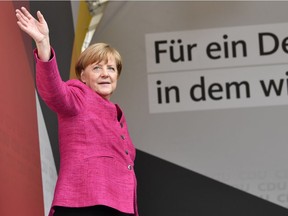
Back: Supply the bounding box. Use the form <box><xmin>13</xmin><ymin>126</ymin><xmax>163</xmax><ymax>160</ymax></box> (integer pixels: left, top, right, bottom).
<box><xmin>100</xmin><ymin>68</ymin><xmax>109</xmax><ymax>77</ymax></box>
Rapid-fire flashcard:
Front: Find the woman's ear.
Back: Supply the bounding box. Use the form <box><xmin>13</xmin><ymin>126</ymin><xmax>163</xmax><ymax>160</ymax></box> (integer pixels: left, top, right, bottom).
<box><xmin>80</xmin><ymin>70</ymin><xmax>86</xmax><ymax>83</ymax></box>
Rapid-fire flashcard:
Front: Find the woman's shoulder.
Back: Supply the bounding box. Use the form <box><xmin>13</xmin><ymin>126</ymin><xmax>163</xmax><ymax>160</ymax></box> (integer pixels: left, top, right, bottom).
<box><xmin>65</xmin><ymin>79</ymin><xmax>100</xmax><ymax>101</ymax></box>
<box><xmin>66</xmin><ymin>79</ymin><xmax>85</xmax><ymax>86</ymax></box>
<box><xmin>65</xmin><ymin>79</ymin><xmax>90</xmax><ymax>99</ymax></box>
<box><xmin>66</xmin><ymin>79</ymin><xmax>92</xmax><ymax>91</ymax></box>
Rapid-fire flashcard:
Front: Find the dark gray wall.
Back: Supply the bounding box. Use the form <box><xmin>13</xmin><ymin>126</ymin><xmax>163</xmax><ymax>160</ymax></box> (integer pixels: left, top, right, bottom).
<box><xmin>30</xmin><ymin>1</ymin><xmax>74</xmax><ymax>172</ymax></box>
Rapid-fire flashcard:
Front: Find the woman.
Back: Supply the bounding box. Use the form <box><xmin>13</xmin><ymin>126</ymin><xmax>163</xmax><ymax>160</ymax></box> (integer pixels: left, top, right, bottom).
<box><xmin>15</xmin><ymin>7</ymin><xmax>138</xmax><ymax>216</ymax></box>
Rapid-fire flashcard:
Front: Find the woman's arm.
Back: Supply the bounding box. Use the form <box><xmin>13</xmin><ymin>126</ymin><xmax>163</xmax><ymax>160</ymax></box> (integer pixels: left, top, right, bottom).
<box><xmin>16</xmin><ymin>7</ymin><xmax>84</xmax><ymax>116</ymax></box>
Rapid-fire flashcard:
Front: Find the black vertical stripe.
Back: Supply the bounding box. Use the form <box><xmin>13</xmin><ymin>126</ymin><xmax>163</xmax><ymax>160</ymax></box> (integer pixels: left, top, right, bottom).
<box><xmin>30</xmin><ymin>1</ymin><xmax>75</xmax><ymax>172</ymax></box>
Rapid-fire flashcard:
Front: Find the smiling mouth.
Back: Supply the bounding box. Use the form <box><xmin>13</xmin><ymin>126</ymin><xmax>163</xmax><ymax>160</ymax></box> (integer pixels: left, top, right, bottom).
<box><xmin>99</xmin><ymin>82</ymin><xmax>110</xmax><ymax>85</ymax></box>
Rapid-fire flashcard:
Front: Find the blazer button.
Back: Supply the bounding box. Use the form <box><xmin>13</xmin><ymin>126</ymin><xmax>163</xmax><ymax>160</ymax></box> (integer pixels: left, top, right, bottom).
<box><xmin>125</xmin><ymin>150</ymin><xmax>129</xmax><ymax>155</ymax></box>
<box><xmin>121</xmin><ymin>135</ymin><xmax>125</xmax><ymax>140</ymax></box>
<box><xmin>128</xmin><ymin>165</ymin><xmax>132</xmax><ymax>170</ymax></box>
<box><xmin>120</xmin><ymin>122</ymin><xmax>124</xmax><ymax>128</ymax></box>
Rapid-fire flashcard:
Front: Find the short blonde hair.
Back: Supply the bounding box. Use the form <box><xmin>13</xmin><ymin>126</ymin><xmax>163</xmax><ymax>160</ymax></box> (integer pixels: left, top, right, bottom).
<box><xmin>75</xmin><ymin>43</ymin><xmax>122</xmax><ymax>79</ymax></box>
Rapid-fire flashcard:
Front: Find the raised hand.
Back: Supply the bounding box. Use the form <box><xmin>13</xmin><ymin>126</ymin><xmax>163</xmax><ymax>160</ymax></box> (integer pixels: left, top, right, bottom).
<box><xmin>16</xmin><ymin>7</ymin><xmax>51</xmax><ymax>61</ymax></box>
<box><xmin>16</xmin><ymin>7</ymin><xmax>49</xmax><ymax>44</ymax></box>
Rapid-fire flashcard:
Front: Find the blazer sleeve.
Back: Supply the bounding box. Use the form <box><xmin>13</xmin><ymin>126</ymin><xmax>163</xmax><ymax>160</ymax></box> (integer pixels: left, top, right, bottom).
<box><xmin>35</xmin><ymin>48</ymin><xmax>85</xmax><ymax>116</ymax></box>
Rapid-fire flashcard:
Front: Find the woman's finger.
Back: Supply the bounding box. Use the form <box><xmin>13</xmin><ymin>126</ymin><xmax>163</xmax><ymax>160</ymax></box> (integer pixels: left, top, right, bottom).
<box><xmin>36</xmin><ymin>11</ymin><xmax>45</xmax><ymax>24</ymax></box>
<box><xmin>16</xmin><ymin>9</ymin><xmax>29</xmax><ymax>25</ymax></box>
<box><xmin>20</xmin><ymin>7</ymin><xmax>33</xmax><ymax>20</ymax></box>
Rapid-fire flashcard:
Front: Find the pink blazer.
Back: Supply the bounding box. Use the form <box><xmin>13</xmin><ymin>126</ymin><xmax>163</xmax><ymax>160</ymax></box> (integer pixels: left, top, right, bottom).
<box><xmin>35</xmin><ymin>49</ymin><xmax>138</xmax><ymax>216</ymax></box>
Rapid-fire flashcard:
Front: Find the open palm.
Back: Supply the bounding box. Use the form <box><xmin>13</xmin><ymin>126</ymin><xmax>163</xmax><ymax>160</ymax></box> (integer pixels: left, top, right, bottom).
<box><xmin>16</xmin><ymin>7</ymin><xmax>49</xmax><ymax>44</ymax></box>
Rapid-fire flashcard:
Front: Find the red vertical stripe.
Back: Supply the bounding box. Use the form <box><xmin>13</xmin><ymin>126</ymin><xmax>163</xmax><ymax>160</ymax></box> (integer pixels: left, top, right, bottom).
<box><xmin>0</xmin><ymin>1</ymin><xmax>44</xmax><ymax>216</ymax></box>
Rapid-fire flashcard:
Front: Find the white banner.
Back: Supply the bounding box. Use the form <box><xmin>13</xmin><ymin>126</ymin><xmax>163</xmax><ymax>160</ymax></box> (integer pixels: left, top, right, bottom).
<box><xmin>146</xmin><ymin>23</ymin><xmax>288</xmax><ymax>113</ymax></box>
<box><xmin>146</xmin><ymin>22</ymin><xmax>288</xmax><ymax>73</ymax></box>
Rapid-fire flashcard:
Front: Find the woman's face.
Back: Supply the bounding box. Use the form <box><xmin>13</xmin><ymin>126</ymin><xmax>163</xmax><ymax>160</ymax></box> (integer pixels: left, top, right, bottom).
<box><xmin>80</xmin><ymin>57</ymin><xmax>118</xmax><ymax>100</ymax></box>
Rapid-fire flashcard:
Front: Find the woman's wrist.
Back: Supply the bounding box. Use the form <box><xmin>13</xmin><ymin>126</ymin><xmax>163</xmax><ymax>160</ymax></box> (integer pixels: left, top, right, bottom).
<box><xmin>35</xmin><ymin>38</ymin><xmax>51</xmax><ymax>61</ymax></box>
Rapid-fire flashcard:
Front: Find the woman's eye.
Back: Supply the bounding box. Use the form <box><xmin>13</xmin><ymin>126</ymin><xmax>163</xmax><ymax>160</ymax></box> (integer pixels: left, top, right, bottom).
<box><xmin>93</xmin><ymin>66</ymin><xmax>101</xmax><ymax>70</ymax></box>
<box><xmin>108</xmin><ymin>67</ymin><xmax>115</xmax><ymax>71</ymax></box>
